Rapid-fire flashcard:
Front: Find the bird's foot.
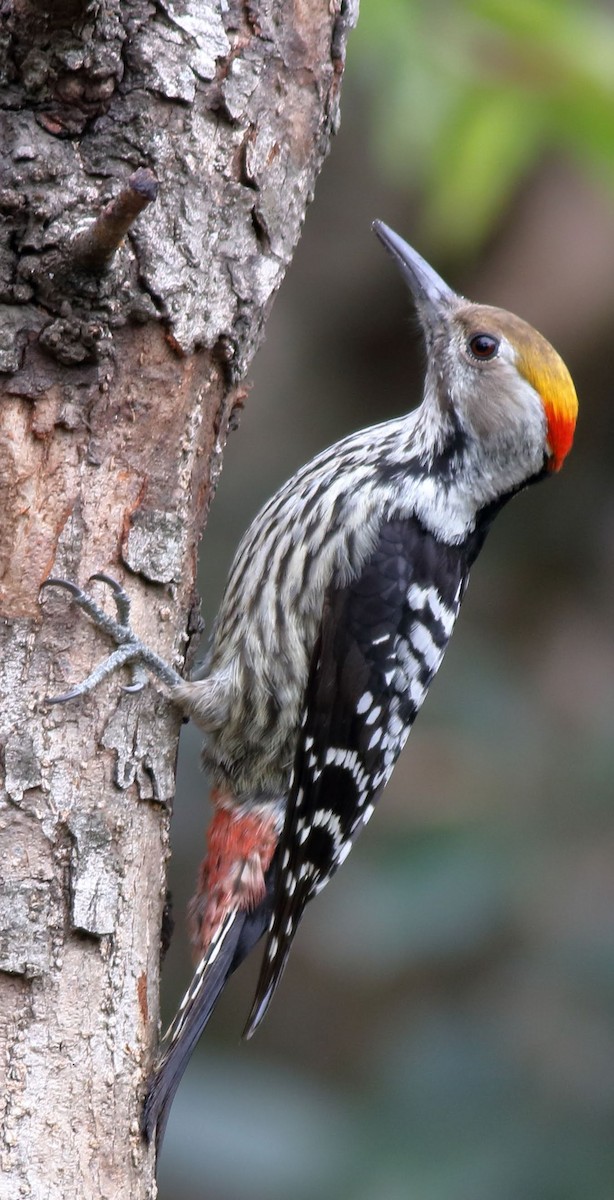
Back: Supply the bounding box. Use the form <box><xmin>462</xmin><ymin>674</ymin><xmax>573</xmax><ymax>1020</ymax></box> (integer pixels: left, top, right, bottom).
<box><xmin>40</xmin><ymin>573</ymin><xmax>185</xmax><ymax>704</ymax></box>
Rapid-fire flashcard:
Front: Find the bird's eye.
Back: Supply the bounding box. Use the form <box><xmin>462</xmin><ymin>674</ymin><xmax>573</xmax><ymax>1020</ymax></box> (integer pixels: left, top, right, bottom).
<box><xmin>468</xmin><ymin>333</ymin><xmax>499</xmax><ymax>361</ymax></box>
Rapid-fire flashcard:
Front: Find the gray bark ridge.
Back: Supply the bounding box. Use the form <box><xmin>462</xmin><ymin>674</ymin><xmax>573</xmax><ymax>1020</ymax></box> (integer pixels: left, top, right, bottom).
<box><xmin>1</xmin><ymin>0</ymin><xmax>358</xmax><ymax>379</ymax></box>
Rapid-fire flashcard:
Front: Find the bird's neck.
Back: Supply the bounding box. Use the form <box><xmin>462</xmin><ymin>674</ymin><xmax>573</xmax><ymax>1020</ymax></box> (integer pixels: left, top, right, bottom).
<box><xmin>388</xmin><ymin>391</ymin><xmax>545</xmax><ymax>545</ymax></box>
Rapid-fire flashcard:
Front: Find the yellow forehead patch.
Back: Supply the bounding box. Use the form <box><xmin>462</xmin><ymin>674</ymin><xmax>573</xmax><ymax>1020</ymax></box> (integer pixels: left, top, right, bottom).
<box><xmin>511</xmin><ymin>323</ymin><xmax>577</xmax><ymax>471</ymax></box>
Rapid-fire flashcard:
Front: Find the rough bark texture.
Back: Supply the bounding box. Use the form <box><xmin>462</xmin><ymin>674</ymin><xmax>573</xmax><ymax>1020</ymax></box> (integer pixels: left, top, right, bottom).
<box><xmin>0</xmin><ymin>1</ymin><xmax>358</xmax><ymax>1195</ymax></box>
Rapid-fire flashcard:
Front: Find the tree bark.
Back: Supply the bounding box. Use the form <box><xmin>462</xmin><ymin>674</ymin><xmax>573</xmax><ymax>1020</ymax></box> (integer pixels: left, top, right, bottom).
<box><xmin>0</xmin><ymin>1</ymin><xmax>357</xmax><ymax>1195</ymax></box>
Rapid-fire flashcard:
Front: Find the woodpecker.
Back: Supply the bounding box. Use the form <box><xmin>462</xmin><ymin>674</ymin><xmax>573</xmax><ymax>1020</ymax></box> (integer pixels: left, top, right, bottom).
<box><xmin>42</xmin><ymin>222</ymin><xmax>578</xmax><ymax>1149</ymax></box>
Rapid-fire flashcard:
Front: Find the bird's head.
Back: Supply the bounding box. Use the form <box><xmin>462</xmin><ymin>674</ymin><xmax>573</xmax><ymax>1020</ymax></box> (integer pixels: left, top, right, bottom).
<box><xmin>373</xmin><ymin>222</ymin><xmax>578</xmax><ymax>482</ymax></box>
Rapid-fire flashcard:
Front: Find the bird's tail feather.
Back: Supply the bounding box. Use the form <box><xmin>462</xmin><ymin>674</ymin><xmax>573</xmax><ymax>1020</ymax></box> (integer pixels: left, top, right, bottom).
<box><xmin>143</xmin><ymin>909</ymin><xmax>244</xmax><ymax>1151</ymax></box>
<box><xmin>144</xmin><ymin>862</ymin><xmax>277</xmax><ymax>1154</ymax></box>
<box><xmin>242</xmin><ymin>874</ymin><xmax>309</xmax><ymax>1039</ymax></box>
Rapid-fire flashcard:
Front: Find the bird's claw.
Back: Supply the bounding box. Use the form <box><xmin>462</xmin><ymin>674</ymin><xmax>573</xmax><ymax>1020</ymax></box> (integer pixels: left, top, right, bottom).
<box><xmin>121</xmin><ymin>664</ymin><xmax>148</xmax><ymax>695</ymax></box>
<box><xmin>40</xmin><ymin>577</ymin><xmax>84</xmax><ymax>600</ymax></box>
<box><xmin>45</xmin><ymin>685</ymin><xmax>92</xmax><ymax>707</ymax></box>
<box><xmin>89</xmin><ymin>572</ymin><xmax>134</xmax><ymax>625</ymax></box>
<box><xmin>40</xmin><ymin>573</ymin><xmax>185</xmax><ymax>703</ymax></box>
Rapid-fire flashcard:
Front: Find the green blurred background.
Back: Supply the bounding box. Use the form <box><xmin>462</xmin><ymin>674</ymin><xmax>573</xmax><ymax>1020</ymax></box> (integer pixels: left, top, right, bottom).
<box><xmin>158</xmin><ymin>1</ymin><xmax>614</xmax><ymax>1196</ymax></box>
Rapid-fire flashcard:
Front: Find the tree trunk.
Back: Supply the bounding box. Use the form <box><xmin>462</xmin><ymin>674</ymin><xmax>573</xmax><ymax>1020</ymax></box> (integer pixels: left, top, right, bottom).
<box><xmin>0</xmin><ymin>1</ymin><xmax>357</xmax><ymax>1195</ymax></box>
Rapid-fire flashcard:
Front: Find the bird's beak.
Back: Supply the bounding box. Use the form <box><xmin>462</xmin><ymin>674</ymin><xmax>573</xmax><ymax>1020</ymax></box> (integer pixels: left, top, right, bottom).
<box><xmin>372</xmin><ymin>221</ymin><xmax>457</xmax><ymax>324</ymax></box>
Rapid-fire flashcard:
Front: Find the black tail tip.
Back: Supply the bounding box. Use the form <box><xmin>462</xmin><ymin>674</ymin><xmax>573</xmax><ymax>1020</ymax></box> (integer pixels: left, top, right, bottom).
<box><xmin>141</xmin><ymin>1077</ymin><xmax>158</xmax><ymax>1145</ymax></box>
<box><xmin>142</xmin><ymin>1075</ymin><xmax>171</xmax><ymax>1157</ymax></box>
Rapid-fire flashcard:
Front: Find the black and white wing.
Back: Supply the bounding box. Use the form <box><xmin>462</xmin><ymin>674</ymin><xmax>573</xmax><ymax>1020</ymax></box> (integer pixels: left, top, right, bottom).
<box><xmin>243</xmin><ymin>516</ymin><xmax>469</xmax><ymax>1036</ymax></box>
